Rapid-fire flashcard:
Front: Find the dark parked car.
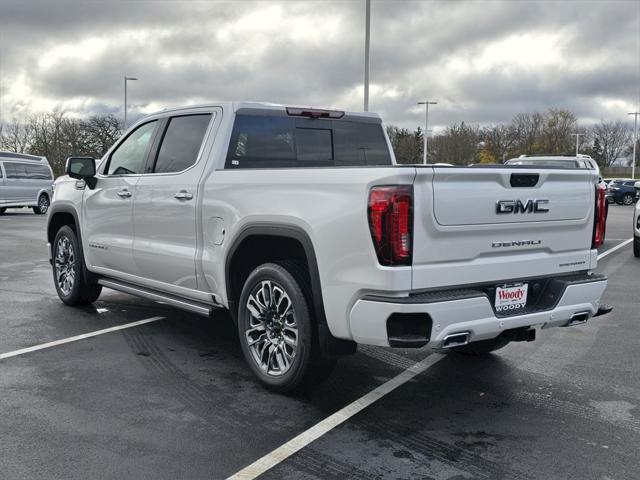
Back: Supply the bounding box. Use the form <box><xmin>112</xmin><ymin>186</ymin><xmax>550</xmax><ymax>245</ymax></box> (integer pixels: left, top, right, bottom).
<box><xmin>606</xmin><ymin>179</ymin><xmax>637</xmax><ymax>205</ymax></box>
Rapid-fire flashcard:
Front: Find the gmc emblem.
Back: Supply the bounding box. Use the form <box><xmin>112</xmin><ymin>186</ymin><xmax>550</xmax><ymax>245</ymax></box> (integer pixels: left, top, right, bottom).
<box><xmin>496</xmin><ymin>199</ymin><xmax>549</xmax><ymax>214</ymax></box>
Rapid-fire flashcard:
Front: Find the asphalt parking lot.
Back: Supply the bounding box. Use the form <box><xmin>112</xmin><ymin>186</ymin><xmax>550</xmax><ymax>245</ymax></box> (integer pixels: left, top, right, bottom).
<box><xmin>0</xmin><ymin>204</ymin><xmax>638</xmax><ymax>480</ymax></box>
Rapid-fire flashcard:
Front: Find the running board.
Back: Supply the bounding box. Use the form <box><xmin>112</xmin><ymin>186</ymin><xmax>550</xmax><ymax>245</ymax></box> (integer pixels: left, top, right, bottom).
<box><xmin>98</xmin><ymin>278</ymin><xmax>214</xmax><ymax>317</ymax></box>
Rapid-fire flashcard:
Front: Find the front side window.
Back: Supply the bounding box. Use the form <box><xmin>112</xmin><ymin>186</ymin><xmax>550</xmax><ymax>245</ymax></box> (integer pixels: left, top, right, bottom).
<box><xmin>153</xmin><ymin>114</ymin><xmax>212</xmax><ymax>173</ymax></box>
<box><xmin>107</xmin><ymin>121</ymin><xmax>157</xmax><ymax>175</ymax></box>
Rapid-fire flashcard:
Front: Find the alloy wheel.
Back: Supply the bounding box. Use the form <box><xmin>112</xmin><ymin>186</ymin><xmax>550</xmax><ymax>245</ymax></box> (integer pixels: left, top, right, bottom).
<box><xmin>55</xmin><ymin>237</ymin><xmax>76</xmax><ymax>296</ymax></box>
<box><xmin>245</xmin><ymin>280</ymin><xmax>298</xmax><ymax>377</ymax></box>
<box><xmin>39</xmin><ymin>196</ymin><xmax>49</xmax><ymax>214</ymax></box>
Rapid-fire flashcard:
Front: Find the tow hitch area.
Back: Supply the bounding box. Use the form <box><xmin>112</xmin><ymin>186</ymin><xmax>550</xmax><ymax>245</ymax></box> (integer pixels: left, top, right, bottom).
<box><xmin>503</xmin><ymin>326</ymin><xmax>536</xmax><ymax>342</ymax></box>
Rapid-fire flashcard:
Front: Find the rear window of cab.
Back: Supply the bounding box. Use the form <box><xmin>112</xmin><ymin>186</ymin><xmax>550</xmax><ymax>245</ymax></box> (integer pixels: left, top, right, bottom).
<box><xmin>225</xmin><ymin>114</ymin><xmax>391</xmax><ymax>168</ymax></box>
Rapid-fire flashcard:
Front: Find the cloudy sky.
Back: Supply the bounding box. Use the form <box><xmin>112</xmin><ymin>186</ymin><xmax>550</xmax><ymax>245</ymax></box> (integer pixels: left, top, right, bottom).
<box><xmin>0</xmin><ymin>0</ymin><xmax>639</xmax><ymax>131</ymax></box>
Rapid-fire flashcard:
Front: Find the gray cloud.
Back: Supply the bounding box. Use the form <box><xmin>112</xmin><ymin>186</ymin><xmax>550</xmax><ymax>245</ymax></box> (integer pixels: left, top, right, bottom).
<box><xmin>0</xmin><ymin>0</ymin><xmax>638</xmax><ymax>131</ymax></box>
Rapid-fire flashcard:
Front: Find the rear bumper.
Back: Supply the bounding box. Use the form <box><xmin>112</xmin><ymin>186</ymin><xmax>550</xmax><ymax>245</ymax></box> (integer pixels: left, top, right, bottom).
<box><xmin>348</xmin><ymin>273</ymin><xmax>607</xmax><ymax>348</ymax></box>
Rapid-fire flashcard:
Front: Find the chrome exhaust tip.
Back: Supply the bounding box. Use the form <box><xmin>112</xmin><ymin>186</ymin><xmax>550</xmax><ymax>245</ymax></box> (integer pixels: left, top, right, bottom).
<box><xmin>442</xmin><ymin>331</ymin><xmax>471</xmax><ymax>348</ymax></box>
<box><xmin>565</xmin><ymin>311</ymin><xmax>590</xmax><ymax>327</ymax></box>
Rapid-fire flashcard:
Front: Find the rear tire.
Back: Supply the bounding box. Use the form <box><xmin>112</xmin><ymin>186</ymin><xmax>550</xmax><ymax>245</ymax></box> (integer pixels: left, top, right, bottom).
<box><xmin>52</xmin><ymin>225</ymin><xmax>102</xmax><ymax>305</ymax></box>
<box><xmin>237</xmin><ymin>261</ymin><xmax>332</xmax><ymax>392</ymax></box>
<box><xmin>634</xmin><ymin>236</ymin><xmax>640</xmax><ymax>258</ymax></box>
<box><xmin>451</xmin><ymin>336</ymin><xmax>510</xmax><ymax>355</ymax></box>
<box><xmin>623</xmin><ymin>193</ymin><xmax>634</xmax><ymax>206</ymax></box>
<box><xmin>0</xmin><ymin>207</ymin><xmax>5</xmax><ymax>215</ymax></box>
<box><xmin>33</xmin><ymin>194</ymin><xmax>50</xmax><ymax>214</ymax></box>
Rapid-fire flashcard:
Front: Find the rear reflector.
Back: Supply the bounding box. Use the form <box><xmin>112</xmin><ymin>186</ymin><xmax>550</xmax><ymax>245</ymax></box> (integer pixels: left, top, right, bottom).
<box><xmin>368</xmin><ymin>186</ymin><xmax>413</xmax><ymax>266</ymax></box>
<box><xmin>286</xmin><ymin>107</ymin><xmax>345</xmax><ymax>119</ymax></box>
<box><xmin>592</xmin><ymin>183</ymin><xmax>607</xmax><ymax>248</ymax></box>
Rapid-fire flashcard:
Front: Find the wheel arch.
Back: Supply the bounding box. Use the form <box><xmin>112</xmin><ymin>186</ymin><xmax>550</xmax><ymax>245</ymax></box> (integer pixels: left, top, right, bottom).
<box><xmin>37</xmin><ymin>188</ymin><xmax>51</xmax><ymax>202</ymax></box>
<box><xmin>225</xmin><ymin>223</ymin><xmax>326</xmax><ymax>325</ymax></box>
<box><xmin>225</xmin><ymin>223</ymin><xmax>356</xmax><ymax>358</ymax></box>
<box><xmin>47</xmin><ymin>205</ymin><xmax>86</xmax><ymax>268</ymax></box>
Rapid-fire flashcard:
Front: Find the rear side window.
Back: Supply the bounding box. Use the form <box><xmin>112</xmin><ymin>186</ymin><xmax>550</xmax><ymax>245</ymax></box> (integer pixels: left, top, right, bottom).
<box><xmin>4</xmin><ymin>162</ymin><xmax>27</xmax><ymax>179</ymax></box>
<box><xmin>624</xmin><ymin>181</ymin><xmax>635</xmax><ymax>186</ymax></box>
<box><xmin>107</xmin><ymin>121</ymin><xmax>157</xmax><ymax>175</ymax></box>
<box><xmin>225</xmin><ymin>114</ymin><xmax>391</xmax><ymax>168</ymax></box>
<box><xmin>24</xmin><ymin>163</ymin><xmax>52</xmax><ymax>180</ymax></box>
<box><xmin>227</xmin><ymin>115</ymin><xmax>296</xmax><ymax>168</ymax></box>
<box><xmin>0</xmin><ymin>164</ymin><xmax>3</xmax><ymax>178</ymax></box>
<box><xmin>153</xmin><ymin>114</ymin><xmax>212</xmax><ymax>173</ymax></box>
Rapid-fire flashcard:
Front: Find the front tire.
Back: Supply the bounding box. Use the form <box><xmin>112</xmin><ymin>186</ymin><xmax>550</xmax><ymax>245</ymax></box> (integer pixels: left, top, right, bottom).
<box><xmin>238</xmin><ymin>262</ymin><xmax>327</xmax><ymax>392</ymax></box>
<box><xmin>33</xmin><ymin>194</ymin><xmax>50</xmax><ymax>214</ymax></box>
<box><xmin>0</xmin><ymin>207</ymin><xmax>5</xmax><ymax>215</ymax></box>
<box><xmin>52</xmin><ymin>225</ymin><xmax>102</xmax><ymax>305</ymax></box>
<box><xmin>634</xmin><ymin>236</ymin><xmax>640</xmax><ymax>258</ymax></box>
<box><xmin>451</xmin><ymin>336</ymin><xmax>510</xmax><ymax>355</ymax></box>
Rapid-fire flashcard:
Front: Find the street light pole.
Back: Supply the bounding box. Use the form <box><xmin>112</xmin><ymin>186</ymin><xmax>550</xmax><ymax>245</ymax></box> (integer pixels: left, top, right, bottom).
<box><xmin>363</xmin><ymin>0</ymin><xmax>370</xmax><ymax>112</ymax></box>
<box><xmin>629</xmin><ymin>112</ymin><xmax>639</xmax><ymax>179</ymax></box>
<box><xmin>123</xmin><ymin>76</ymin><xmax>138</xmax><ymax>129</ymax></box>
<box><xmin>417</xmin><ymin>101</ymin><xmax>437</xmax><ymax>164</ymax></box>
<box><xmin>571</xmin><ymin>133</ymin><xmax>585</xmax><ymax>156</ymax></box>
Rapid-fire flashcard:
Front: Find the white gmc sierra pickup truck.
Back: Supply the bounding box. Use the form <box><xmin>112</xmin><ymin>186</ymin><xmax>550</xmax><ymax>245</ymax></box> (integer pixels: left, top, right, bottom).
<box><xmin>47</xmin><ymin>102</ymin><xmax>611</xmax><ymax>391</ymax></box>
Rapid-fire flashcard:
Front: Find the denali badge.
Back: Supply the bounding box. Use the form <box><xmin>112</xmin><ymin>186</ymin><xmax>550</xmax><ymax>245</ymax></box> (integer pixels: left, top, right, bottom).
<box><xmin>496</xmin><ymin>199</ymin><xmax>549</xmax><ymax>214</ymax></box>
<box><xmin>492</xmin><ymin>240</ymin><xmax>542</xmax><ymax>248</ymax></box>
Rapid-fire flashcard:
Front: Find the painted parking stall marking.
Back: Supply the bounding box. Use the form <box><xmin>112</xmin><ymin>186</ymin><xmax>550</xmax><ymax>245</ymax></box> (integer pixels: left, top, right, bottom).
<box><xmin>0</xmin><ymin>316</ymin><xmax>164</xmax><ymax>361</ymax></box>
<box><xmin>227</xmin><ymin>354</ymin><xmax>444</xmax><ymax>480</ymax></box>
<box><xmin>597</xmin><ymin>238</ymin><xmax>633</xmax><ymax>260</ymax></box>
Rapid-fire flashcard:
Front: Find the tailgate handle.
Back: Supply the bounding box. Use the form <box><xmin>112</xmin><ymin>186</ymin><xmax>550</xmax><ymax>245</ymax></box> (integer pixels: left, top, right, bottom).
<box><xmin>510</xmin><ymin>173</ymin><xmax>539</xmax><ymax>188</ymax></box>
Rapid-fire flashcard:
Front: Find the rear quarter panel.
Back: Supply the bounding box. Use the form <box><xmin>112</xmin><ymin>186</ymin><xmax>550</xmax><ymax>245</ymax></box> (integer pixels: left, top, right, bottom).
<box><xmin>200</xmin><ymin>167</ymin><xmax>415</xmax><ymax>340</ymax></box>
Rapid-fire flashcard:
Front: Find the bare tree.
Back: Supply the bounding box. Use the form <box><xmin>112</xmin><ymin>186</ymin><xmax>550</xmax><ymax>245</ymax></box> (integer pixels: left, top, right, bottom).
<box><xmin>511</xmin><ymin>112</ymin><xmax>544</xmax><ymax>154</ymax></box>
<box><xmin>84</xmin><ymin>114</ymin><xmax>123</xmax><ymax>157</ymax></box>
<box><xmin>589</xmin><ymin>120</ymin><xmax>632</xmax><ymax>167</ymax></box>
<box><xmin>0</xmin><ymin>118</ymin><xmax>33</xmax><ymax>153</ymax></box>
<box><xmin>430</xmin><ymin>122</ymin><xmax>480</xmax><ymax>165</ymax></box>
<box><xmin>482</xmin><ymin>123</ymin><xmax>519</xmax><ymax>162</ymax></box>
<box><xmin>539</xmin><ymin>108</ymin><xmax>577</xmax><ymax>154</ymax></box>
<box><xmin>386</xmin><ymin>125</ymin><xmax>423</xmax><ymax>164</ymax></box>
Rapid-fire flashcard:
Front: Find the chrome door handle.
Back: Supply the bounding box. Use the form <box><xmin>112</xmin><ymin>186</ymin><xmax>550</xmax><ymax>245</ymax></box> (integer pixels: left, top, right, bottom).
<box><xmin>117</xmin><ymin>189</ymin><xmax>132</xmax><ymax>198</ymax></box>
<box><xmin>174</xmin><ymin>191</ymin><xmax>193</xmax><ymax>200</ymax></box>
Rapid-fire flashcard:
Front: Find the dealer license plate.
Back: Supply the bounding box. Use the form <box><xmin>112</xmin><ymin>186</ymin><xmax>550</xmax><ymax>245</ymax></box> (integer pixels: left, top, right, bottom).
<box><xmin>495</xmin><ymin>283</ymin><xmax>528</xmax><ymax>313</ymax></box>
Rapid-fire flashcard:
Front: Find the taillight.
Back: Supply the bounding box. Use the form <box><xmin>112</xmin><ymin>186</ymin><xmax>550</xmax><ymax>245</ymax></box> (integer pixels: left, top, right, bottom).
<box><xmin>592</xmin><ymin>183</ymin><xmax>607</xmax><ymax>248</ymax></box>
<box><xmin>368</xmin><ymin>186</ymin><xmax>413</xmax><ymax>266</ymax></box>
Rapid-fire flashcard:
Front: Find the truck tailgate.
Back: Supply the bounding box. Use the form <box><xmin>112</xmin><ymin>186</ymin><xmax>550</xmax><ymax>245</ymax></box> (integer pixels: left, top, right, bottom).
<box><xmin>411</xmin><ymin>166</ymin><xmax>598</xmax><ymax>290</ymax></box>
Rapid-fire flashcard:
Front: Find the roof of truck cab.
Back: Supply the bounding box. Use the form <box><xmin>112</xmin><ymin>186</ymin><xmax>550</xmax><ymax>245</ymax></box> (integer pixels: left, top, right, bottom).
<box><xmin>148</xmin><ymin>102</ymin><xmax>381</xmax><ymax>120</ymax></box>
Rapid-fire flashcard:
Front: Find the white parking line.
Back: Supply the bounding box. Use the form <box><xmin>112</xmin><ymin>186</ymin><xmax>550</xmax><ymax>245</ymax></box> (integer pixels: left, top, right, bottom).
<box><xmin>0</xmin><ymin>316</ymin><xmax>164</xmax><ymax>361</ymax></box>
<box><xmin>227</xmin><ymin>354</ymin><xmax>444</xmax><ymax>480</ymax></box>
<box><xmin>598</xmin><ymin>238</ymin><xmax>633</xmax><ymax>260</ymax></box>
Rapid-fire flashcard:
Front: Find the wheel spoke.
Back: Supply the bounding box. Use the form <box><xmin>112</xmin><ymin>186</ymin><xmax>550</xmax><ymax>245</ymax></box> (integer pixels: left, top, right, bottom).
<box><xmin>275</xmin><ymin>346</ymin><xmax>288</xmax><ymax>371</ymax></box>
<box><xmin>245</xmin><ymin>278</ymin><xmax>299</xmax><ymax>378</ymax></box>
<box><xmin>247</xmin><ymin>332</ymin><xmax>267</xmax><ymax>347</ymax></box>
<box><xmin>246</xmin><ymin>296</ymin><xmax>264</xmax><ymax>319</ymax></box>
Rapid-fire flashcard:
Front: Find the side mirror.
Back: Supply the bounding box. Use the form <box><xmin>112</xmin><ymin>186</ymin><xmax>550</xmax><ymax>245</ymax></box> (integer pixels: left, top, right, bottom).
<box><xmin>66</xmin><ymin>157</ymin><xmax>97</xmax><ymax>189</ymax></box>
